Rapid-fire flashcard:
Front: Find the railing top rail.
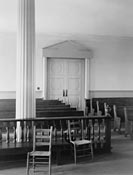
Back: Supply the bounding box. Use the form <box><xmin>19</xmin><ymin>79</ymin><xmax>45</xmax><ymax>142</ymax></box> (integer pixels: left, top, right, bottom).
<box><xmin>0</xmin><ymin>115</ymin><xmax>111</xmax><ymax>122</ymax></box>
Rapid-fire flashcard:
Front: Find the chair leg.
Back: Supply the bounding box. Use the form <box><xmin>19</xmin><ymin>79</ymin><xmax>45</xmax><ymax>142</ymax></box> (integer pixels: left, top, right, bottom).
<box><xmin>74</xmin><ymin>144</ymin><xmax>77</xmax><ymax>164</ymax></box>
<box><xmin>49</xmin><ymin>156</ymin><xmax>51</xmax><ymax>175</ymax></box>
<box><xmin>33</xmin><ymin>156</ymin><xmax>35</xmax><ymax>173</ymax></box>
<box><xmin>26</xmin><ymin>153</ymin><xmax>29</xmax><ymax>175</ymax></box>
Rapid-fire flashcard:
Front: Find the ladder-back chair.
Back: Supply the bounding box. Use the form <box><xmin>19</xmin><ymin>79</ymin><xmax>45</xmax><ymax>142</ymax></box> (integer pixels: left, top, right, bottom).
<box><xmin>26</xmin><ymin>126</ymin><xmax>53</xmax><ymax>175</ymax></box>
<box><xmin>68</xmin><ymin>119</ymin><xmax>93</xmax><ymax>164</ymax></box>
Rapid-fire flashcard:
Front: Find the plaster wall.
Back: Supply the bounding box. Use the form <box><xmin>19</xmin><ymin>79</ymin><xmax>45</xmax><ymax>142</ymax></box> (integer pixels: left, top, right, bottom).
<box><xmin>0</xmin><ymin>32</ymin><xmax>133</xmax><ymax>98</ymax></box>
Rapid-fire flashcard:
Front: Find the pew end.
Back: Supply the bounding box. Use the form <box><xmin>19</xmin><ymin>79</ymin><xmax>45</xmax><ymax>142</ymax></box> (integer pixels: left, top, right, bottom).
<box><xmin>113</xmin><ymin>105</ymin><xmax>121</xmax><ymax>133</ymax></box>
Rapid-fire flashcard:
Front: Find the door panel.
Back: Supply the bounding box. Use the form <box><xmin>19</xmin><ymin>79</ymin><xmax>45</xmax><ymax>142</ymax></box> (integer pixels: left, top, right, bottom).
<box><xmin>67</xmin><ymin>61</ymin><xmax>81</xmax><ymax>76</ymax></box>
<box><xmin>47</xmin><ymin>59</ymin><xmax>65</xmax><ymax>100</ymax></box>
<box><xmin>48</xmin><ymin>59</ymin><xmax>64</xmax><ymax>76</ymax></box>
<box><xmin>66</xmin><ymin>59</ymin><xmax>83</xmax><ymax>109</ymax></box>
<box><xmin>48</xmin><ymin>78</ymin><xmax>64</xmax><ymax>99</ymax></box>
<box><xmin>68</xmin><ymin>78</ymin><xmax>80</xmax><ymax>91</ymax></box>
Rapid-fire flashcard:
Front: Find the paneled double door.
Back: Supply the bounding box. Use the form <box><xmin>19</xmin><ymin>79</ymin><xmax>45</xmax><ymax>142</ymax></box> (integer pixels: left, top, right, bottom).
<box><xmin>47</xmin><ymin>58</ymin><xmax>85</xmax><ymax>110</ymax></box>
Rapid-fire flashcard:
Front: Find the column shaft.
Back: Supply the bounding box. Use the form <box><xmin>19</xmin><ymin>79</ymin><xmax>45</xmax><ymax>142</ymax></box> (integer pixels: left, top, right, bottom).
<box><xmin>42</xmin><ymin>56</ymin><xmax>47</xmax><ymax>99</ymax></box>
<box><xmin>16</xmin><ymin>0</ymin><xmax>35</xmax><ymax>120</ymax></box>
<box><xmin>85</xmin><ymin>58</ymin><xmax>89</xmax><ymax>99</ymax></box>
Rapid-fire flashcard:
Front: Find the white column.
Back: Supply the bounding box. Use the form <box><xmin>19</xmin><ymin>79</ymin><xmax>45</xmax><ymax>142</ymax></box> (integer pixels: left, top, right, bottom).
<box><xmin>16</xmin><ymin>0</ymin><xmax>35</xmax><ymax>141</ymax></box>
<box><xmin>42</xmin><ymin>56</ymin><xmax>47</xmax><ymax>99</ymax></box>
<box><xmin>85</xmin><ymin>58</ymin><xmax>90</xmax><ymax>99</ymax></box>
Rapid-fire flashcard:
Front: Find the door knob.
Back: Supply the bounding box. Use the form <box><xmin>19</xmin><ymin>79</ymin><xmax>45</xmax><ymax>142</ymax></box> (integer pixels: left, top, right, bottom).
<box><xmin>63</xmin><ymin>89</ymin><xmax>65</xmax><ymax>97</ymax></box>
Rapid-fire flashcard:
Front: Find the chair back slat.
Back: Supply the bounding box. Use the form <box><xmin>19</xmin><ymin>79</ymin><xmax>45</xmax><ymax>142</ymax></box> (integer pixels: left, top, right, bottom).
<box><xmin>36</xmin><ymin>142</ymin><xmax>50</xmax><ymax>146</ymax></box>
<box><xmin>36</xmin><ymin>135</ymin><xmax>50</xmax><ymax>139</ymax></box>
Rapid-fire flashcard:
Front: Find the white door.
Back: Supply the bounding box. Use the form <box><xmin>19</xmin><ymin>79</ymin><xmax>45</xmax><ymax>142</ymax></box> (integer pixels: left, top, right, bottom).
<box><xmin>47</xmin><ymin>58</ymin><xmax>85</xmax><ymax>110</ymax></box>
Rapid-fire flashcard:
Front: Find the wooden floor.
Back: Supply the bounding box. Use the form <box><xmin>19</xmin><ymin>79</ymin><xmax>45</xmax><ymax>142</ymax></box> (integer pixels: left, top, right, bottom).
<box><xmin>0</xmin><ymin>131</ymin><xmax>133</xmax><ymax>175</ymax></box>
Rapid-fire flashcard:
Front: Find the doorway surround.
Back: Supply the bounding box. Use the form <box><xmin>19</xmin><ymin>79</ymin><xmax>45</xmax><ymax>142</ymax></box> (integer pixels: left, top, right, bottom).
<box><xmin>42</xmin><ymin>40</ymin><xmax>92</xmax><ymax>109</ymax></box>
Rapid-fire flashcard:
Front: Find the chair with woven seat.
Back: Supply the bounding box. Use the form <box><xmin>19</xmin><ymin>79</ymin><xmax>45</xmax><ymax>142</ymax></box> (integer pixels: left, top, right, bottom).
<box><xmin>68</xmin><ymin>119</ymin><xmax>93</xmax><ymax>164</ymax></box>
<box><xmin>26</xmin><ymin>126</ymin><xmax>53</xmax><ymax>175</ymax></box>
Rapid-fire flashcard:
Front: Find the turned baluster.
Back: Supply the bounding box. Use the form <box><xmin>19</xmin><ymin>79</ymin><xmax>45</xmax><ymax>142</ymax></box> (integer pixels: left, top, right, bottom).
<box><xmin>85</xmin><ymin>118</ymin><xmax>91</xmax><ymax>140</ymax></box>
<box><xmin>23</xmin><ymin>121</ymin><xmax>27</xmax><ymax>142</ymax></box>
<box><xmin>0</xmin><ymin>121</ymin><xmax>3</xmax><ymax>142</ymax></box>
<box><xmin>20</xmin><ymin>120</ymin><xmax>24</xmax><ymax>142</ymax></box>
<box><xmin>26</xmin><ymin>121</ymin><xmax>32</xmax><ymax>142</ymax></box>
<box><xmin>2</xmin><ymin>121</ymin><xmax>10</xmax><ymax>143</ymax></box>
<box><xmin>5</xmin><ymin>121</ymin><xmax>10</xmax><ymax>143</ymax></box>
<box><xmin>10</xmin><ymin>121</ymin><xmax>17</xmax><ymax>143</ymax></box>
<box><xmin>60</xmin><ymin>120</ymin><xmax>63</xmax><ymax>141</ymax></box>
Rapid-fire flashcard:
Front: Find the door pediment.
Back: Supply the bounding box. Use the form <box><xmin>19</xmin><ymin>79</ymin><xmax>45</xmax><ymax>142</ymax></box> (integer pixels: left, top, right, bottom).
<box><xmin>43</xmin><ymin>40</ymin><xmax>92</xmax><ymax>58</ymax></box>
<box><xmin>42</xmin><ymin>40</ymin><xmax>91</xmax><ymax>102</ymax></box>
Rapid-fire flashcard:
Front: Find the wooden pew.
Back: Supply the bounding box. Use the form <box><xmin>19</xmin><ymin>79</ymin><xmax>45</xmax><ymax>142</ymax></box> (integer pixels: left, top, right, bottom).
<box><xmin>113</xmin><ymin>105</ymin><xmax>133</xmax><ymax>137</ymax></box>
<box><xmin>86</xmin><ymin>99</ymin><xmax>112</xmax><ymax>117</ymax></box>
<box><xmin>87</xmin><ymin>99</ymin><xmax>103</xmax><ymax>116</ymax></box>
<box><xmin>123</xmin><ymin>107</ymin><xmax>133</xmax><ymax>138</ymax></box>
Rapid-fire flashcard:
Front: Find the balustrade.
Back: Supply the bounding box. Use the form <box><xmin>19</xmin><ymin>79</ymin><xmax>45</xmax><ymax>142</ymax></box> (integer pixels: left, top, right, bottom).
<box><xmin>0</xmin><ymin>116</ymin><xmax>111</xmax><ymax>152</ymax></box>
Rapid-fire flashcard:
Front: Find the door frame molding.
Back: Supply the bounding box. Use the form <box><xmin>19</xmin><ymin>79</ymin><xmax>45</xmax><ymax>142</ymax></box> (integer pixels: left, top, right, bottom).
<box><xmin>42</xmin><ymin>40</ymin><xmax>92</xmax><ymax>101</ymax></box>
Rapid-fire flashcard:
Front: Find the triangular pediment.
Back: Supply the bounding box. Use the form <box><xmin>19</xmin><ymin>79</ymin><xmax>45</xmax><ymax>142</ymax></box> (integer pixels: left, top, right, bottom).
<box><xmin>43</xmin><ymin>40</ymin><xmax>92</xmax><ymax>58</ymax></box>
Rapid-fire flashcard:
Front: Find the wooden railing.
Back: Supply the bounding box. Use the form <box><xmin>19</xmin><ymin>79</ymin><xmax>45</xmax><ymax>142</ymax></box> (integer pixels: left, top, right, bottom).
<box><xmin>0</xmin><ymin>116</ymin><xmax>111</xmax><ymax>152</ymax></box>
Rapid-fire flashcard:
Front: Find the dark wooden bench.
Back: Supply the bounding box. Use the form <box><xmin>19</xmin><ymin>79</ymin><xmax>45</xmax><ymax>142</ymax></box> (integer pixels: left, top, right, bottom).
<box><xmin>113</xmin><ymin>105</ymin><xmax>133</xmax><ymax>137</ymax></box>
<box><xmin>0</xmin><ymin>99</ymin><xmax>83</xmax><ymax>119</ymax></box>
<box><xmin>86</xmin><ymin>97</ymin><xmax>133</xmax><ymax>118</ymax></box>
<box><xmin>36</xmin><ymin>111</ymin><xmax>84</xmax><ymax>117</ymax></box>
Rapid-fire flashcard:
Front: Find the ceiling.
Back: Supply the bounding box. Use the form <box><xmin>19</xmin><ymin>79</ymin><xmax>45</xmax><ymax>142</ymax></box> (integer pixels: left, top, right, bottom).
<box><xmin>0</xmin><ymin>0</ymin><xmax>133</xmax><ymax>37</ymax></box>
